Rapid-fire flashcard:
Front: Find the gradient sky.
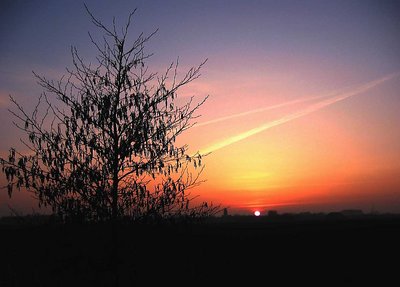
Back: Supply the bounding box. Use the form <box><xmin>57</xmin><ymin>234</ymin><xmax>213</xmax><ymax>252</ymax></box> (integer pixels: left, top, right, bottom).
<box><xmin>1</xmin><ymin>0</ymin><xmax>400</xmax><ymax>216</ymax></box>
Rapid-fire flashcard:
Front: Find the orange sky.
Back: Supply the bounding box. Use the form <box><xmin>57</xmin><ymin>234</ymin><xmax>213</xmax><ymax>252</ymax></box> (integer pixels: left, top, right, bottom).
<box><xmin>178</xmin><ymin>72</ymin><xmax>400</xmax><ymax>214</ymax></box>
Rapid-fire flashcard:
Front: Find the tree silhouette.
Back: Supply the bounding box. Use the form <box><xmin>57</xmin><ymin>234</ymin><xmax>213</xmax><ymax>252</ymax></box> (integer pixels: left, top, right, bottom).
<box><xmin>0</xmin><ymin>7</ymin><xmax>215</xmax><ymax>222</ymax></box>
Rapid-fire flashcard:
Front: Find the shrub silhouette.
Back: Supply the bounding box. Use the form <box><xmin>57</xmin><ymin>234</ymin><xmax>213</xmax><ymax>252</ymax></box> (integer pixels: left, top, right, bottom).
<box><xmin>0</xmin><ymin>6</ymin><xmax>216</xmax><ymax>223</ymax></box>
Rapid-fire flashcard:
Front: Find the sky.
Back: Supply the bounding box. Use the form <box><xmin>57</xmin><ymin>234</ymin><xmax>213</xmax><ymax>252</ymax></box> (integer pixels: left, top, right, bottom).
<box><xmin>1</xmin><ymin>0</ymin><xmax>400</xmax><ymax>216</ymax></box>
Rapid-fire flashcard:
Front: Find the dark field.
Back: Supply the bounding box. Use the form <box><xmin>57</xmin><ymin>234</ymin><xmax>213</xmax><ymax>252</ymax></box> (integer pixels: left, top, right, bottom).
<box><xmin>1</xmin><ymin>214</ymin><xmax>399</xmax><ymax>286</ymax></box>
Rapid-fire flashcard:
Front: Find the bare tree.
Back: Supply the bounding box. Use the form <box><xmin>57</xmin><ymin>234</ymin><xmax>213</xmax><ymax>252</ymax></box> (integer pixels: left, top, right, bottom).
<box><xmin>0</xmin><ymin>7</ymin><xmax>217</xmax><ymax>223</ymax></box>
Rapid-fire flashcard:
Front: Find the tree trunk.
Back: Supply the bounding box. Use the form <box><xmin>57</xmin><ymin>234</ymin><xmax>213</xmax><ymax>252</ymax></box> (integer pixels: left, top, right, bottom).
<box><xmin>111</xmin><ymin>176</ymin><xmax>119</xmax><ymax>286</ymax></box>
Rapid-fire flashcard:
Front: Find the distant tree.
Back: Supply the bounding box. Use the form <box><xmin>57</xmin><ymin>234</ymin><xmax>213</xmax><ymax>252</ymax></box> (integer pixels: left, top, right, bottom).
<box><xmin>0</xmin><ymin>7</ymin><xmax>216</xmax><ymax>222</ymax></box>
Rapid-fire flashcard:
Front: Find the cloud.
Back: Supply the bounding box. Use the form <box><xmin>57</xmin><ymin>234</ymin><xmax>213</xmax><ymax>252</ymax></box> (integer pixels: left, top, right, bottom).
<box><xmin>199</xmin><ymin>73</ymin><xmax>398</xmax><ymax>154</ymax></box>
<box><xmin>195</xmin><ymin>94</ymin><xmax>329</xmax><ymax>128</ymax></box>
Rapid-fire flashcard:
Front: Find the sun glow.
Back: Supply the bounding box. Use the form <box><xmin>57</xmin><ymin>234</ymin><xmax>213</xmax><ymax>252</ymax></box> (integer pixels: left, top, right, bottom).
<box><xmin>254</xmin><ymin>210</ymin><xmax>261</xmax><ymax>216</ymax></box>
<box><xmin>181</xmin><ymin>71</ymin><xmax>400</xmax><ymax>214</ymax></box>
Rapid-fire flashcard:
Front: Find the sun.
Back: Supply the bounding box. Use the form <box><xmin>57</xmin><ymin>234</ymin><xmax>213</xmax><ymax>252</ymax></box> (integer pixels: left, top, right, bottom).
<box><xmin>254</xmin><ymin>210</ymin><xmax>261</xmax><ymax>217</ymax></box>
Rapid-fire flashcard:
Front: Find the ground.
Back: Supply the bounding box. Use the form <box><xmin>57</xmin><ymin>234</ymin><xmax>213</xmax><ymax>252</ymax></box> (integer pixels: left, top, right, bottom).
<box><xmin>1</xmin><ymin>214</ymin><xmax>399</xmax><ymax>286</ymax></box>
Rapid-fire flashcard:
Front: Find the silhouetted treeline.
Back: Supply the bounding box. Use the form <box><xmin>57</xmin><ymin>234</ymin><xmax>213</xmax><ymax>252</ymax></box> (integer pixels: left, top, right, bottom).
<box><xmin>1</xmin><ymin>210</ymin><xmax>399</xmax><ymax>226</ymax></box>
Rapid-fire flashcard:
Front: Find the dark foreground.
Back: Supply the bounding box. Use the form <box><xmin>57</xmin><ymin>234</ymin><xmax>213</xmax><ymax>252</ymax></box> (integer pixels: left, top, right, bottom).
<box><xmin>1</xmin><ymin>214</ymin><xmax>400</xmax><ymax>286</ymax></box>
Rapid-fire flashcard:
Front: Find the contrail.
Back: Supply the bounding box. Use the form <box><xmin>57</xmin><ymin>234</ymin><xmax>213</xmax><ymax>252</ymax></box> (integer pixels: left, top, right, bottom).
<box><xmin>195</xmin><ymin>94</ymin><xmax>329</xmax><ymax>128</ymax></box>
<box><xmin>200</xmin><ymin>73</ymin><xmax>398</xmax><ymax>154</ymax></box>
